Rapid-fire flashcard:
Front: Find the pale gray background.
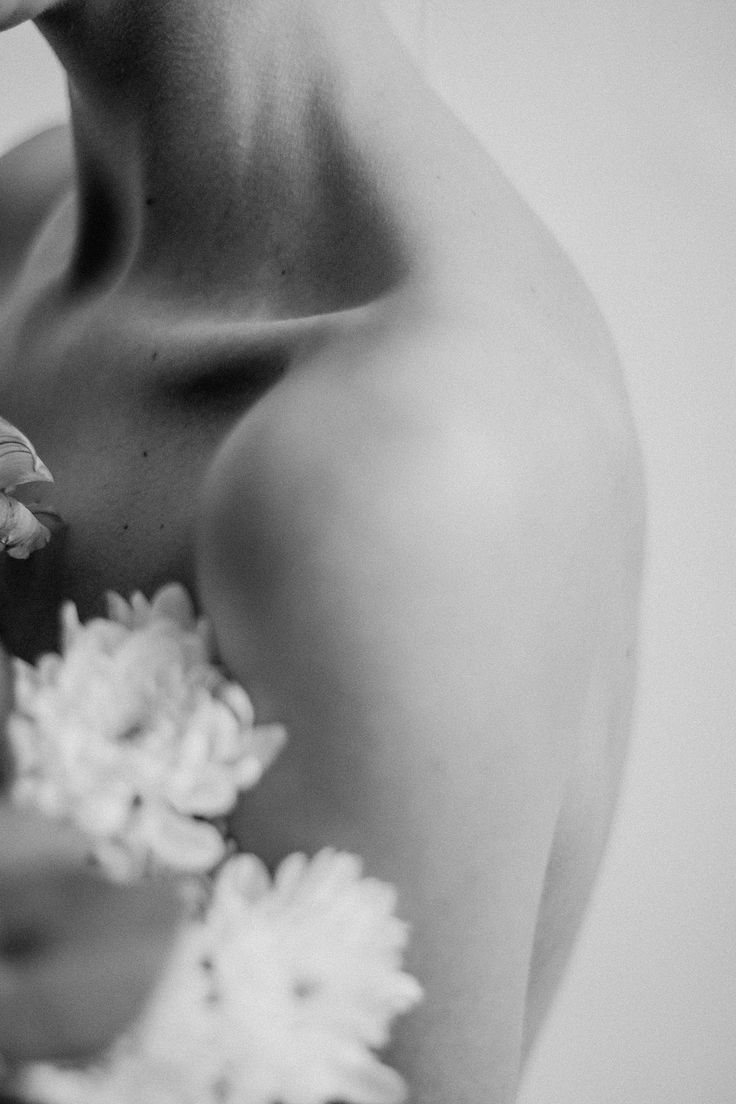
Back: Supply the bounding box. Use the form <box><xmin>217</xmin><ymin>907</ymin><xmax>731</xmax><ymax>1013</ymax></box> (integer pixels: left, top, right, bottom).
<box><xmin>1</xmin><ymin>4</ymin><xmax>735</xmax><ymax>1101</ymax></box>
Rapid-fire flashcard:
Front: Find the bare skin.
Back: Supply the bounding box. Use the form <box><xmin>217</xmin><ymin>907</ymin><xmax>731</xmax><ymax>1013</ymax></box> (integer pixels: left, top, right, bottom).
<box><xmin>0</xmin><ymin>1</ymin><xmax>645</xmax><ymax>1100</ymax></box>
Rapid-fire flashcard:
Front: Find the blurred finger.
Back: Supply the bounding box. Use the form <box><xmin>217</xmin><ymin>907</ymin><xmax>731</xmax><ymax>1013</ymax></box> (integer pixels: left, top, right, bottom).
<box><xmin>0</xmin><ymin>806</ymin><xmax>181</xmax><ymax>1062</ymax></box>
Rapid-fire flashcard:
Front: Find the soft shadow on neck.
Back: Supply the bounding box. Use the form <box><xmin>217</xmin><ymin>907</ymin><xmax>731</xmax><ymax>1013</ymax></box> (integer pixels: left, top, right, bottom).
<box><xmin>35</xmin><ymin>0</ymin><xmax>414</xmax><ymax>318</ymax></box>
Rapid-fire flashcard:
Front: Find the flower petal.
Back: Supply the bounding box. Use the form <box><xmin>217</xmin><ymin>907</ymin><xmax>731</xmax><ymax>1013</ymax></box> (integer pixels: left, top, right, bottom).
<box><xmin>149</xmin><ymin>584</ymin><xmax>197</xmax><ymax>630</ymax></box>
<box><xmin>245</xmin><ymin>722</ymin><xmax>288</xmax><ymax>775</ymax></box>
<box><xmin>0</xmin><ymin>493</ymin><xmax>51</xmax><ymax>558</ymax></box>
<box><xmin>105</xmin><ymin>591</ymin><xmax>135</xmax><ymax>627</ymax></box>
<box><xmin>140</xmin><ymin>805</ymin><xmax>226</xmax><ymax>873</ymax></box>
<box><xmin>0</xmin><ymin>415</ymin><xmax>53</xmax><ymax>491</ymax></box>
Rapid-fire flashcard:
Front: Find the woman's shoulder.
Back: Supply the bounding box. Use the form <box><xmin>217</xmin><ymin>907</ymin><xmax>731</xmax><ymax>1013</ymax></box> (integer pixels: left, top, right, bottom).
<box><xmin>0</xmin><ymin>124</ymin><xmax>73</xmax><ymax>290</ymax></box>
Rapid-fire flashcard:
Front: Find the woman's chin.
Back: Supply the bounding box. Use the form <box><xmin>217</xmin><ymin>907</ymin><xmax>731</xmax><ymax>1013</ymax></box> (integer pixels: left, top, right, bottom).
<box><xmin>0</xmin><ymin>0</ymin><xmax>53</xmax><ymax>32</ymax></box>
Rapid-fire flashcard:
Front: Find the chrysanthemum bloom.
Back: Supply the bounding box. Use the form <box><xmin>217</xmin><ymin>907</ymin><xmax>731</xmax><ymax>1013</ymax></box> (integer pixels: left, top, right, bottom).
<box><xmin>9</xmin><ymin>584</ymin><xmax>286</xmax><ymax>877</ymax></box>
<box><xmin>20</xmin><ymin>850</ymin><xmax>423</xmax><ymax>1104</ymax></box>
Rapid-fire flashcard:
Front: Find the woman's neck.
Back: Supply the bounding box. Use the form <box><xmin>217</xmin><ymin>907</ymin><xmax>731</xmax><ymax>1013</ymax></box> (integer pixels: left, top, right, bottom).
<box><xmin>36</xmin><ymin>0</ymin><xmax>413</xmax><ymax>312</ymax></box>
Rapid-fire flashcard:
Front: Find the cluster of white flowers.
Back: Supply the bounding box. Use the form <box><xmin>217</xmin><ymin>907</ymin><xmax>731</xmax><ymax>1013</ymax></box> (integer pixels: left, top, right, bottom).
<box><xmin>20</xmin><ymin>850</ymin><xmax>422</xmax><ymax>1104</ymax></box>
<box><xmin>9</xmin><ymin>584</ymin><xmax>286</xmax><ymax>878</ymax></box>
<box><xmin>7</xmin><ymin>584</ymin><xmax>422</xmax><ymax>1104</ymax></box>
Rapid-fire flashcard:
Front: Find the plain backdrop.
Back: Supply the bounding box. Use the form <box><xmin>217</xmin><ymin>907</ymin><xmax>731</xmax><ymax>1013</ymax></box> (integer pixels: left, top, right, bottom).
<box><xmin>1</xmin><ymin>4</ymin><xmax>735</xmax><ymax>1102</ymax></box>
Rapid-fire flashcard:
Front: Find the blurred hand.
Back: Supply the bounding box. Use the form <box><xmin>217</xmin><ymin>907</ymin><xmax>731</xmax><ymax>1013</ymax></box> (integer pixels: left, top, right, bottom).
<box><xmin>0</xmin><ymin>633</ymin><xmax>181</xmax><ymax>1068</ymax></box>
<box><xmin>0</xmin><ymin>805</ymin><xmax>181</xmax><ymax>1066</ymax></box>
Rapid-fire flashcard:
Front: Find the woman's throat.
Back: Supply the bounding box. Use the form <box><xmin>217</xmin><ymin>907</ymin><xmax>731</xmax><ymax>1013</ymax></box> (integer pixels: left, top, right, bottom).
<box><xmin>37</xmin><ymin>0</ymin><xmax>410</xmax><ymax>312</ymax></box>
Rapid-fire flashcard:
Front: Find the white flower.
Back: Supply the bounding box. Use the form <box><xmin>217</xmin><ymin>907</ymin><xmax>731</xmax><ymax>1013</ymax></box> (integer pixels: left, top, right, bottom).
<box><xmin>9</xmin><ymin>584</ymin><xmax>286</xmax><ymax>877</ymax></box>
<box><xmin>7</xmin><ymin>582</ymin><xmax>422</xmax><ymax>1103</ymax></box>
<box><xmin>19</xmin><ymin>849</ymin><xmax>423</xmax><ymax>1104</ymax></box>
<box><xmin>0</xmin><ymin>414</ymin><xmax>55</xmax><ymax>558</ymax></box>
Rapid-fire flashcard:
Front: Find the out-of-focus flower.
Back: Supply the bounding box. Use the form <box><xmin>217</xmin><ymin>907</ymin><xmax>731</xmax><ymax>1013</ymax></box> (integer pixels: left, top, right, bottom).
<box><xmin>0</xmin><ymin>415</ymin><xmax>55</xmax><ymax>558</ymax></box>
<box><xmin>6</xmin><ymin>582</ymin><xmax>422</xmax><ymax>1104</ymax></box>
<box><xmin>20</xmin><ymin>849</ymin><xmax>423</xmax><ymax>1104</ymax></box>
<box><xmin>8</xmin><ymin>584</ymin><xmax>286</xmax><ymax>877</ymax></box>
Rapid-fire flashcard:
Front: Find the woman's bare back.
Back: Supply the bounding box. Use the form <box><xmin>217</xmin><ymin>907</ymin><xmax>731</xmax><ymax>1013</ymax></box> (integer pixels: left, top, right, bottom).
<box><xmin>0</xmin><ymin>2</ymin><xmax>644</xmax><ymax>1098</ymax></box>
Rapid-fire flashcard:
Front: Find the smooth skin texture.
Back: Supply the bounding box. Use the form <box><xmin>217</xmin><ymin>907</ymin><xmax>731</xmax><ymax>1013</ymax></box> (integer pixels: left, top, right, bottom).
<box><xmin>0</xmin><ymin>1</ymin><xmax>645</xmax><ymax>1099</ymax></box>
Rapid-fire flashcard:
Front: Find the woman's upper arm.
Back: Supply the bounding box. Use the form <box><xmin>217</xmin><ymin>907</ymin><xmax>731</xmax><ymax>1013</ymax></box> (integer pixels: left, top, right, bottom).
<box><xmin>196</xmin><ymin>330</ymin><xmax>638</xmax><ymax>1102</ymax></box>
